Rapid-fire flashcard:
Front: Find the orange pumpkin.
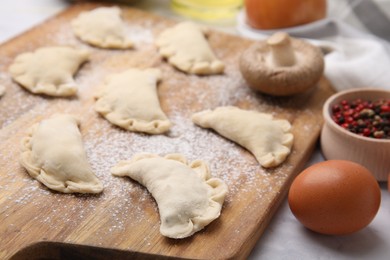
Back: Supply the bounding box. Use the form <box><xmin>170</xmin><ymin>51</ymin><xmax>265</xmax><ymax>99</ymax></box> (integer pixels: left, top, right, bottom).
<box><xmin>245</xmin><ymin>0</ymin><xmax>326</xmax><ymax>29</ymax></box>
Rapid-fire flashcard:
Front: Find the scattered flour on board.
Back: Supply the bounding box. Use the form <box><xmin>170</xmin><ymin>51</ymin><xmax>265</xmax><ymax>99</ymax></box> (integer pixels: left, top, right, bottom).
<box><xmin>0</xmin><ymin>10</ymin><xmax>307</xmax><ymax>244</ymax></box>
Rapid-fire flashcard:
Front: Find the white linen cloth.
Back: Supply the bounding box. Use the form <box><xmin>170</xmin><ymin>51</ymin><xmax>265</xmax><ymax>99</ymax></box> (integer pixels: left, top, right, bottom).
<box><xmin>237</xmin><ymin>0</ymin><xmax>390</xmax><ymax>91</ymax></box>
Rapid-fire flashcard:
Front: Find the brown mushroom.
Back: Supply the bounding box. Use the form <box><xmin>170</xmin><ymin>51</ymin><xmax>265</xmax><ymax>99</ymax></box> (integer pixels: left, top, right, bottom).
<box><xmin>239</xmin><ymin>32</ymin><xmax>324</xmax><ymax>96</ymax></box>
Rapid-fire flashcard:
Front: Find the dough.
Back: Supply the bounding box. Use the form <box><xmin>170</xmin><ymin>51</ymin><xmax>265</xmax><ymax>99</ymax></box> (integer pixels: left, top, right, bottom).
<box><xmin>71</xmin><ymin>7</ymin><xmax>133</xmax><ymax>49</ymax></box>
<box><xmin>20</xmin><ymin>114</ymin><xmax>103</xmax><ymax>193</ymax></box>
<box><xmin>111</xmin><ymin>153</ymin><xmax>227</xmax><ymax>239</ymax></box>
<box><xmin>8</xmin><ymin>46</ymin><xmax>89</xmax><ymax>97</ymax></box>
<box><xmin>156</xmin><ymin>22</ymin><xmax>224</xmax><ymax>75</ymax></box>
<box><xmin>192</xmin><ymin>106</ymin><xmax>294</xmax><ymax>168</ymax></box>
<box><xmin>94</xmin><ymin>68</ymin><xmax>171</xmax><ymax>134</ymax></box>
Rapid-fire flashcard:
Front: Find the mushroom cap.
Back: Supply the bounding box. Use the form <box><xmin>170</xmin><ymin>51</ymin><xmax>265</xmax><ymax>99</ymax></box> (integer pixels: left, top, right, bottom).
<box><xmin>239</xmin><ymin>37</ymin><xmax>324</xmax><ymax>96</ymax></box>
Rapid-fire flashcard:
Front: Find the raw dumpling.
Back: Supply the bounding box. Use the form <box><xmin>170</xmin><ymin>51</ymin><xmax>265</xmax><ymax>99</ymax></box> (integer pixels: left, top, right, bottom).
<box><xmin>156</xmin><ymin>22</ymin><xmax>224</xmax><ymax>75</ymax></box>
<box><xmin>111</xmin><ymin>153</ymin><xmax>228</xmax><ymax>239</ymax></box>
<box><xmin>71</xmin><ymin>7</ymin><xmax>133</xmax><ymax>49</ymax></box>
<box><xmin>8</xmin><ymin>46</ymin><xmax>90</xmax><ymax>97</ymax></box>
<box><xmin>192</xmin><ymin>106</ymin><xmax>294</xmax><ymax>168</ymax></box>
<box><xmin>94</xmin><ymin>68</ymin><xmax>171</xmax><ymax>134</ymax></box>
<box><xmin>20</xmin><ymin>114</ymin><xmax>103</xmax><ymax>193</ymax></box>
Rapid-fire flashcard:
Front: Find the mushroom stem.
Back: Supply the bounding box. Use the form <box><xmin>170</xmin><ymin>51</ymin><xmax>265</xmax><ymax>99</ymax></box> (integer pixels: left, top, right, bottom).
<box><xmin>267</xmin><ymin>32</ymin><xmax>296</xmax><ymax>67</ymax></box>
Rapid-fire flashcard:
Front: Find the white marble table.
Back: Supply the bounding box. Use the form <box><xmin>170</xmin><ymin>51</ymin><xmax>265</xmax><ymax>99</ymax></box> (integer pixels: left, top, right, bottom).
<box><xmin>1</xmin><ymin>1</ymin><xmax>389</xmax><ymax>259</ymax></box>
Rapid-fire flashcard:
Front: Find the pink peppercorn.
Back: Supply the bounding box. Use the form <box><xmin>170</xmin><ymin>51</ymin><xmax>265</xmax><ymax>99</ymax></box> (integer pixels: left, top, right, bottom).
<box><xmin>331</xmin><ymin>98</ymin><xmax>390</xmax><ymax>139</ymax></box>
<box><xmin>381</xmin><ymin>105</ymin><xmax>390</xmax><ymax>112</ymax></box>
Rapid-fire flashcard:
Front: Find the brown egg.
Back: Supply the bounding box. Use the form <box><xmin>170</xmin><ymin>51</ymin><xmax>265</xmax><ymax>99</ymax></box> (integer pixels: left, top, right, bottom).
<box><xmin>288</xmin><ymin>160</ymin><xmax>381</xmax><ymax>235</ymax></box>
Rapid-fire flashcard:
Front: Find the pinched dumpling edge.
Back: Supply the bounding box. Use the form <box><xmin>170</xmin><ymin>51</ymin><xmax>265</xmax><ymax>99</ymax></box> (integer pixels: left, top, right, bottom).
<box><xmin>111</xmin><ymin>153</ymin><xmax>228</xmax><ymax>239</ymax></box>
<box><xmin>94</xmin><ymin>68</ymin><xmax>171</xmax><ymax>134</ymax></box>
<box><xmin>20</xmin><ymin>114</ymin><xmax>103</xmax><ymax>194</ymax></box>
<box><xmin>156</xmin><ymin>22</ymin><xmax>224</xmax><ymax>75</ymax></box>
<box><xmin>71</xmin><ymin>6</ymin><xmax>133</xmax><ymax>49</ymax></box>
<box><xmin>192</xmin><ymin>106</ymin><xmax>294</xmax><ymax>168</ymax></box>
<box><xmin>8</xmin><ymin>46</ymin><xmax>90</xmax><ymax>97</ymax></box>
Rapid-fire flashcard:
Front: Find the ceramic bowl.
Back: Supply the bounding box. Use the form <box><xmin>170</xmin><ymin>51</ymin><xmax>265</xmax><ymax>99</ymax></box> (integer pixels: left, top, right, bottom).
<box><xmin>321</xmin><ymin>88</ymin><xmax>390</xmax><ymax>181</ymax></box>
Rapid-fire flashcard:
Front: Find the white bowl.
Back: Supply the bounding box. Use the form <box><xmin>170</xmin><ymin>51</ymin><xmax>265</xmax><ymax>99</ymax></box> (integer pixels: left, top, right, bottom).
<box><xmin>321</xmin><ymin>88</ymin><xmax>390</xmax><ymax>181</ymax></box>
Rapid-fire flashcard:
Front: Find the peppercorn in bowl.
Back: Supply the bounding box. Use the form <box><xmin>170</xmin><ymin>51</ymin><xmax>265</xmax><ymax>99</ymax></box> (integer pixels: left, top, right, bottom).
<box><xmin>321</xmin><ymin>88</ymin><xmax>390</xmax><ymax>181</ymax></box>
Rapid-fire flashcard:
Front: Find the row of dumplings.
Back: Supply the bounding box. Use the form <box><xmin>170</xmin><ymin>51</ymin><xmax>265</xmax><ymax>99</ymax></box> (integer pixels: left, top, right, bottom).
<box><xmin>20</xmin><ymin>113</ymin><xmax>227</xmax><ymax>239</ymax></box>
<box><xmin>11</xmin><ymin>6</ymin><xmax>293</xmax><ymax>239</ymax></box>
<box><xmin>9</xmin><ymin>7</ymin><xmax>225</xmax><ymax>99</ymax></box>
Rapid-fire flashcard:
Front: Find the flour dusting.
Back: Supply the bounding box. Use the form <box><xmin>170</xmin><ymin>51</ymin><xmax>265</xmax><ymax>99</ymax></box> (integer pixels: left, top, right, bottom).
<box><xmin>0</xmin><ymin>6</ymin><xmax>320</xmax><ymax>250</ymax></box>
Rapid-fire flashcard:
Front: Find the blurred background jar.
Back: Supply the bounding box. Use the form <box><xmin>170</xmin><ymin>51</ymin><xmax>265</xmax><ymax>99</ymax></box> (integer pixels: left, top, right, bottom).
<box><xmin>245</xmin><ymin>0</ymin><xmax>327</xmax><ymax>29</ymax></box>
<box><xmin>171</xmin><ymin>0</ymin><xmax>243</xmax><ymax>24</ymax></box>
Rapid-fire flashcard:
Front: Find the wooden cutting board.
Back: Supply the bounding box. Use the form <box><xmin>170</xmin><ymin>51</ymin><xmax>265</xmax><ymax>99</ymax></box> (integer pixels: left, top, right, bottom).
<box><xmin>0</xmin><ymin>3</ymin><xmax>334</xmax><ymax>259</ymax></box>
